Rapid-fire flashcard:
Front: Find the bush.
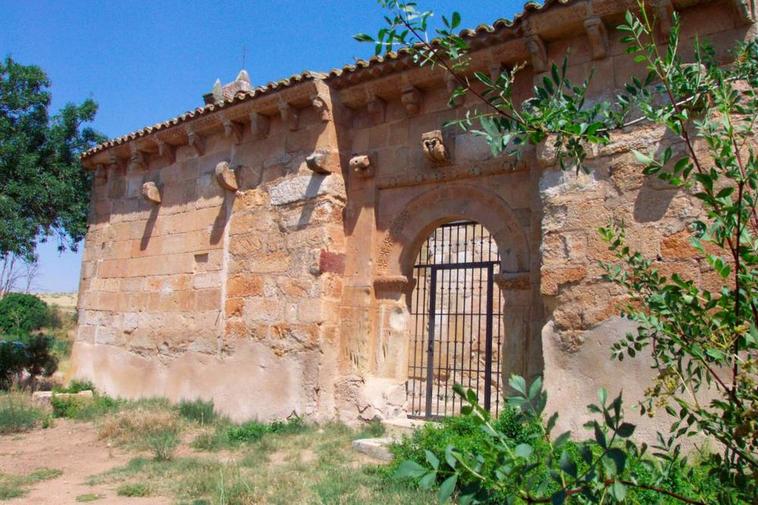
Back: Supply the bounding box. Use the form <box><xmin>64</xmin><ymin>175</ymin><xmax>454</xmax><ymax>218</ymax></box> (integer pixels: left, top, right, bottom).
<box><xmin>0</xmin><ymin>293</ymin><xmax>50</xmax><ymax>335</ymax></box>
<box><xmin>145</xmin><ymin>428</ymin><xmax>180</xmax><ymax>461</ymax></box>
<box><xmin>178</xmin><ymin>398</ymin><xmax>216</xmax><ymax>425</ymax></box>
<box><xmin>0</xmin><ymin>391</ymin><xmax>46</xmax><ymax>434</ymax></box>
<box><xmin>117</xmin><ymin>482</ymin><xmax>151</xmax><ymax>497</ymax></box>
<box><xmin>51</xmin><ymin>393</ymin><xmax>119</xmax><ymax>420</ymax></box>
<box><xmin>53</xmin><ymin>379</ymin><xmax>95</xmax><ymax>394</ymax></box>
<box><xmin>0</xmin><ymin>335</ymin><xmax>58</xmax><ymax>389</ymax></box>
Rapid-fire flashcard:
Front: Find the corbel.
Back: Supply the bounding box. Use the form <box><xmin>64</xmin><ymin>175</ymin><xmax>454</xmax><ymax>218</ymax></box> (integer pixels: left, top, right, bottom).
<box><xmin>526</xmin><ymin>34</ymin><xmax>548</xmax><ymax>73</ymax></box>
<box><xmin>311</xmin><ymin>95</ymin><xmax>332</xmax><ymax>122</ymax></box>
<box><xmin>249</xmin><ymin>111</ymin><xmax>271</xmax><ymax>139</ymax></box>
<box><xmin>349</xmin><ymin>154</ymin><xmax>374</xmax><ymax>178</ymax></box>
<box><xmin>305</xmin><ymin>149</ymin><xmax>340</xmax><ymax>175</ymax></box>
<box><xmin>107</xmin><ymin>151</ymin><xmax>125</xmax><ymax>172</ymax></box>
<box><xmin>401</xmin><ymin>85</ymin><xmax>422</xmax><ymax>116</ymax></box>
<box><xmin>584</xmin><ymin>16</ymin><xmax>608</xmax><ymax>60</ymax></box>
<box><xmin>278</xmin><ymin>100</ymin><xmax>300</xmax><ymax>131</ymax></box>
<box><xmin>185</xmin><ymin>125</ymin><xmax>205</xmax><ymax>157</ymax></box>
<box><xmin>652</xmin><ymin>0</ymin><xmax>674</xmax><ymax>37</ymax></box>
<box><xmin>128</xmin><ymin>143</ymin><xmax>147</xmax><ymax>171</ymax></box>
<box><xmin>367</xmin><ymin>93</ymin><xmax>386</xmax><ymax>123</ymax></box>
<box><xmin>421</xmin><ymin>130</ymin><xmax>449</xmax><ymax>165</ymax></box>
<box><xmin>214</xmin><ymin>161</ymin><xmax>239</xmax><ymax>192</ymax></box>
<box><xmin>95</xmin><ymin>164</ymin><xmax>108</xmax><ymax>182</ymax></box>
<box><xmin>489</xmin><ymin>62</ymin><xmax>504</xmax><ymax>82</ymax></box>
<box><xmin>221</xmin><ymin>114</ymin><xmax>243</xmax><ymax>144</ymax></box>
<box><xmin>732</xmin><ymin>0</ymin><xmax>756</xmax><ymax>23</ymax></box>
<box><xmin>154</xmin><ymin>137</ymin><xmax>176</xmax><ymax>164</ymax></box>
<box><xmin>141</xmin><ymin>181</ymin><xmax>162</xmax><ymax>204</ymax></box>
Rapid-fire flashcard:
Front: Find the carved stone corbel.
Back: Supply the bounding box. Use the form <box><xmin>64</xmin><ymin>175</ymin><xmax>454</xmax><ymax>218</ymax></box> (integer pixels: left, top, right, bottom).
<box><xmin>584</xmin><ymin>17</ymin><xmax>609</xmax><ymax>60</ymax></box>
<box><xmin>107</xmin><ymin>151</ymin><xmax>124</xmax><ymax>172</ymax></box>
<box><xmin>373</xmin><ymin>275</ymin><xmax>414</xmax><ymax>299</ymax></box>
<box><xmin>214</xmin><ymin>161</ymin><xmax>239</xmax><ymax>192</ymax></box>
<box><xmin>732</xmin><ymin>0</ymin><xmax>756</xmax><ymax>22</ymax></box>
<box><xmin>221</xmin><ymin>114</ymin><xmax>243</xmax><ymax>144</ymax></box>
<box><xmin>141</xmin><ymin>181</ymin><xmax>161</xmax><ymax>204</ymax></box>
<box><xmin>653</xmin><ymin>0</ymin><xmax>674</xmax><ymax>36</ymax></box>
<box><xmin>249</xmin><ymin>111</ymin><xmax>270</xmax><ymax>139</ymax></box>
<box><xmin>349</xmin><ymin>154</ymin><xmax>374</xmax><ymax>178</ymax></box>
<box><xmin>526</xmin><ymin>35</ymin><xmax>548</xmax><ymax>73</ymax></box>
<box><xmin>154</xmin><ymin>137</ymin><xmax>175</xmax><ymax>164</ymax></box>
<box><xmin>421</xmin><ymin>130</ymin><xmax>449</xmax><ymax>165</ymax></box>
<box><xmin>367</xmin><ymin>94</ymin><xmax>386</xmax><ymax>123</ymax></box>
<box><xmin>278</xmin><ymin>101</ymin><xmax>299</xmax><ymax>131</ymax></box>
<box><xmin>305</xmin><ymin>149</ymin><xmax>340</xmax><ymax>175</ymax></box>
<box><xmin>311</xmin><ymin>95</ymin><xmax>331</xmax><ymax>122</ymax></box>
<box><xmin>401</xmin><ymin>86</ymin><xmax>422</xmax><ymax>116</ymax></box>
<box><xmin>185</xmin><ymin>125</ymin><xmax>205</xmax><ymax>157</ymax></box>
<box><xmin>128</xmin><ymin>143</ymin><xmax>147</xmax><ymax>171</ymax></box>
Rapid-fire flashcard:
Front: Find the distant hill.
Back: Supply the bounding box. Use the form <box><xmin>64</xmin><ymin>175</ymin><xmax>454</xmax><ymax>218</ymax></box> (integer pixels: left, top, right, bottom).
<box><xmin>35</xmin><ymin>292</ymin><xmax>78</xmax><ymax>313</ymax></box>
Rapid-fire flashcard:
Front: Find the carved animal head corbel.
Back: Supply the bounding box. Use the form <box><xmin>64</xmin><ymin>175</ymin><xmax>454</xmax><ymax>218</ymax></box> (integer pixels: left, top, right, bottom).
<box><xmin>214</xmin><ymin>161</ymin><xmax>239</xmax><ymax>192</ymax></box>
<box><xmin>349</xmin><ymin>154</ymin><xmax>374</xmax><ymax>178</ymax></box>
<box><xmin>141</xmin><ymin>181</ymin><xmax>162</xmax><ymax>204</ymax></box>
<box><xmin>421</xmin><ymin>130</ymin><xmax>449</xmax><ymax>165</ymax></box>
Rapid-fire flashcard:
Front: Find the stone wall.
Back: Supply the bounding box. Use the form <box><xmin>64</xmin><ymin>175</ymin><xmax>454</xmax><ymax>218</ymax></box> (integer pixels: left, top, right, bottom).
<box><xmin>72</xmin><ymin>0</ymin><xmax>756</xmax><ymax>431</ymax></box>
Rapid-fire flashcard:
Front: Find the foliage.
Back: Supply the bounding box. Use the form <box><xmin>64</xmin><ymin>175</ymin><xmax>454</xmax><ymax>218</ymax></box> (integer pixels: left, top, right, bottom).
<box><xmin>179</xmin><ymin>398</ymin><xmax>216</xmax><ymax>425</ymax></box>
<box><xmin>191</xmin><ymin>415</ymin><xmax>308</xmax><ymax>451</ymax></box>
<box><xmin>53</xmin><ymin>379</ymin><xmax>95</xmax><ymax>394</ymax></box>
<box><xmin>0</xmin><ymin>57</ymin><xmax>104</xmax><ymax>261</ymax></box>
<box><xmin>360</xmin><ymin>1</ymin><xmax>757</xmax><ymax>503</ymax></box>
<box><xmin>0</xmin><ymin>390</ymin><xmax>45</xmax><ymax>434</ymax></box>
<box><xmin>0</xmin><ymin>335</ymin><xmax>57</xmax><ymax>389</ymax></box>
<box><xmin>51</xmin><ymin>393</ymin><xmax>120</xmax><ymax>420</ymax></box>
<box><xmin>146</xmin><ymin>428</ymin><xmax>180</xmax><ymax>461</ymax></box>
<box><xmin>0</xmin><ymin>293</ymin><xmax>49</xmax><ymax>335</ymax></box>
<box><xmin>354</xmin><ymin>418</ymin><xmax>386</xmax><ymax>439</ymax></box>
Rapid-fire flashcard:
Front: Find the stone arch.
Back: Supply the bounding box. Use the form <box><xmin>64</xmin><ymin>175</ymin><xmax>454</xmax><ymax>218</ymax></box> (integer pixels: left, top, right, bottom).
<box><xmin>377</xmin><ymin>183</ymin><xmax>529</xmax><ymax>282</ymax></box>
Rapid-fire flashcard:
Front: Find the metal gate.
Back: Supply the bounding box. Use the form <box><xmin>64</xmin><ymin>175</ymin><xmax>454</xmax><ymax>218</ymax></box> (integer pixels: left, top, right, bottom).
<box><xmin>407</xmin><ymin>221</ymin><xmax>504</xmax><ymax>419</ymax></box>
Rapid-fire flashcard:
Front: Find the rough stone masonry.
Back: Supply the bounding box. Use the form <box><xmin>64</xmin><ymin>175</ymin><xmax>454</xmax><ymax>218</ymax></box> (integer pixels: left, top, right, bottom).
<box><xmin>72</xmin><ymin>0</ymin><xmax>756</xmax><ymax>437</ymax></box>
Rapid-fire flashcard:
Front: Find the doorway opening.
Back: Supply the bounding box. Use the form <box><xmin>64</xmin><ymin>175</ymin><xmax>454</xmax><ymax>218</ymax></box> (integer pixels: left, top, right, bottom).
<box><xmin>407</xmin><ymin>220</ymin><xmax>504</xmax><ymax>419</ymax></box>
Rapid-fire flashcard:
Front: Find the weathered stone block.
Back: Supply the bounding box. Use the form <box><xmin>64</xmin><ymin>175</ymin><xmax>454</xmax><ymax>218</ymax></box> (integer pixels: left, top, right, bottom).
<box><xmin>269</xmin><ymin>174</ymin><xmax>346</xmax><ymax>206</ymax></box>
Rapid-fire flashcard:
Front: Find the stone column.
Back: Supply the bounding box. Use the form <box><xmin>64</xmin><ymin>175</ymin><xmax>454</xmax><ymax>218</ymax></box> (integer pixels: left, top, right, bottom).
<box><xmin>495</xmin><ymin>271</ymin><xmax>533</xmax><ymax>386</ymax></box>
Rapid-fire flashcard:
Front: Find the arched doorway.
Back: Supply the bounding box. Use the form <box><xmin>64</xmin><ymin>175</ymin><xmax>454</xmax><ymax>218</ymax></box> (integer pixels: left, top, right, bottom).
<box><xmin>407</xmin><ymin>220</ymin><xmax>504</xmax><ymax>419</ymax></box>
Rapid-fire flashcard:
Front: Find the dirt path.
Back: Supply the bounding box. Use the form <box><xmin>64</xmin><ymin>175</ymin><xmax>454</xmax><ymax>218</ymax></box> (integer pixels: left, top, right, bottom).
<box><xmin>0</xmin><ymin>419</ymin><xmax>170</xmax><ymax>504</ymax></box>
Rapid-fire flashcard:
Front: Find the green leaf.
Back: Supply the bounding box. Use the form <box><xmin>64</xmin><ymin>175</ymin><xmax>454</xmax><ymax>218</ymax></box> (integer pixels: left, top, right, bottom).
<box><xmin>616</xmin><ymin>422</ymin><xmax>636</xmax><ymax>438</ymax></box>
<box><xmin>514</xmin><ymin>443</ymin><xmax>533</xmax><ymax>459</ymax></box>
<box><xmin>611</xmin><ymin>481</ymin><xmax>627</xmax><ymax>501</ymax></box>
<box><xmin>438</xmin><ymin>474</ymin><xmax>458</xmax><ymax>503</ymax></box>
<box><xmin>509</xmin><ymin>375</ymin><xmax>527</xmax><ymax>395</ymax></box>
<box><xmin>395</xmin><ymin>460</ymin><xmax>427</xmax><ymax>479</ymax></box>
<box><xmin>425</xmin><ymin>450</ymin><xmax>440</xmax><ymax>470</ymax></box>
<box><xmin>419</xmin><ymin>471</ymin><xmax>437</xmax><ymax>490</ymax></box>
<box><xmin>559</xmin><ymin>451</ymin><xmax>578</xmax><ymax>477</ymax></box>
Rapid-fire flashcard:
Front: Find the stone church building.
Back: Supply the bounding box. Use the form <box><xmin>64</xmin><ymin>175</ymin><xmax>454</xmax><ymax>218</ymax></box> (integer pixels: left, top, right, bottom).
<box><xmin>72</xmin><ymin>0</ymin><xmax>755</xmax><ymax>433</ymax></box>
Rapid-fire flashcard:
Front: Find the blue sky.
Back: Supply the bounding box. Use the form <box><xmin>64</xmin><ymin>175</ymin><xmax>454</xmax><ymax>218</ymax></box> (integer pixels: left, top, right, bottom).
<box><xmin>1</xmin><ymin>0</ymin><xmax>526</xmax><ymax>293</ymax></box>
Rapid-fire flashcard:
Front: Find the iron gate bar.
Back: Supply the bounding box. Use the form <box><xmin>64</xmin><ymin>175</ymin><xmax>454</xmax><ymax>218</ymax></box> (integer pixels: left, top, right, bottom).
<box><xmin>484</xmin><ymin>263</ymin><xmax>494</xmax><ymax>411</ymax></box>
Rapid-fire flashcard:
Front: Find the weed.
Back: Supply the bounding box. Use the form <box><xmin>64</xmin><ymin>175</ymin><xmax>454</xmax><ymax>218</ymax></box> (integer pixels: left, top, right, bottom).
<box><xmin>0</xmin><ymin>391</ymin><xmax>45</xmax><ymax>434</ymax></box>
<box><xmin>0</xmin><ymin>467</ymin><xmax>61</xmax><ymax>500</ymax></box>
<box><xmin>147</xmin><ymin>428</ymin><xmax>180</xmax><ymax>461</ymax></box>
<box><xmin>353</xmin><ymin>418</ymin><xmax>385</xmax><ymax>439</ymax></box>
<box><xmin>117</xmin><ymin>482</ymin><xmax>151</xmax><ymax>497</ymax></box>
<box><xmin>51</xmin><ymin>393</ymin><xmax>120</xmax><ymax>420</ymax></box>
<box><xmin>75</xmin><ymin>493</ymin><xmax>103</xmax><ymax>502</ymax></box>
<box><xmin>178</xmin><ymin>398</ymin><xmax>216</xmax><ymax>425</ymax></box>
<box><xmin>53</xmin><ymin>379</ymin><xmax>94</xmax><ymax>394</ymax></box>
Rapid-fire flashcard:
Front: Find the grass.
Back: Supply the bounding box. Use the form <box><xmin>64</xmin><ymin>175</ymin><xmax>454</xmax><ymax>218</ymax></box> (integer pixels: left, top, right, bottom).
<box><xmin>0</xmin><ymin>467</ymin><xmax>62</xmax><ymax>500</ymax></box>
<box><xmin>117</xmin><ymin>482</ymin><xmax>151</xmax><ymax>497</ymax></box>
<box><xmin>75</xmin><ymin>493</ymin><xmax>103</xmax><ymax>502</ymax></box>
<box><xmin>0</xmin><ymin>391</ymin><xmax>47</xmax><ymax>434</ymax></box>
<box><xmin>91</xmin><ymin>423</ymin><xmax>436</xmax><ymax>505</ymax></box>
<box><xmin>179</xmin><ymin>398</ymin><xmax>216</xmax><ymax>425</ymax></box>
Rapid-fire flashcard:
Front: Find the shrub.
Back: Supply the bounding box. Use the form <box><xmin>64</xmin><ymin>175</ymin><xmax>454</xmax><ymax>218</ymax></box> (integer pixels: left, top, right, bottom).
<box><xmin>146</xmin><ymin>427</ymin><xmax>180</xmax><ymax>461</ymax></box>
<box><xmin>53</xmin><ymin>379</ymin><xmax>95</xmax><ymax>394</ymax></box>
<box><xmin>51</xmin><ymin>393</ymin><xmax>119</xmax><ymax>420</ymax></box>
<box><xmin>0</xmin><ymin>293</ymin><xmax>50</xmax><ymax>335</ymax></box>
<box><xmin>0</xmin><ymin>391</ymin><xmax>45</xmax><ymax>433</ymax></box>
<box><xmin>227</xmin><ymin>420</ymin><xmax>269</xmax><ymax>444</ymax></box>
<box><xmin>178</xmin><ymin>398</ymin><xmax>216</xmax><ymax>425</ymax></box>
<box><xmin>0</xmin><ymin>335</ymin><xmax>58</xmax><ymax>389</ymax></box>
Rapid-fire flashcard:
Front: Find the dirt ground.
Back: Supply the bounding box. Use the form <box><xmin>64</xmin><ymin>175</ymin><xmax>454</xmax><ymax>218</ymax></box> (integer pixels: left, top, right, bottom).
<box><xmin>0</xmin><ymin>419</ymin><xmax>170</xmax><ymax>504</ymax></box>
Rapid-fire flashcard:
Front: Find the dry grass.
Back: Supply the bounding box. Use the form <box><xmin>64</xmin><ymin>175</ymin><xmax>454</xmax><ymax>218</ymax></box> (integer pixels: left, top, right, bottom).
<box><xmin>97</xmin><ymin>406</ymin><xmax>180</xmax><ymax>446</ymax></box>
